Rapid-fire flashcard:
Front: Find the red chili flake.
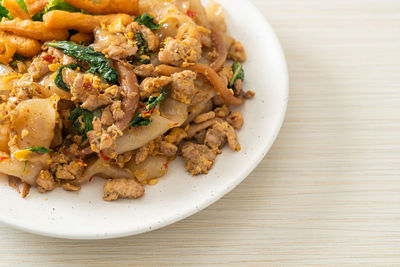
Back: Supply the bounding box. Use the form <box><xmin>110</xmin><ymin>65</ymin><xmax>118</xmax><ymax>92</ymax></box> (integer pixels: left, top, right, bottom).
<box><xmin>231</xmin><ymin>116</ymin><xmax>237</xmax><ymax>120</ymax></box>
<box><xmin>0</xmin><ymin>156</ymin><xmax>9</xmax><ymax>162</ymax></box>
<box><xmin>173</xmin><ymin>122</ymin><xmax>179</xmax><ymax>126</ymax></box>
<box><xmin>83</xmin><ymin>81</ymin><xmax>92</xmax><ymax>91</ymax></box>
<box><xmin>100</xmin><ymin>150</ymin><xmax>110</xmax><ymax>161</ymax></box>
<box><xmin>89</xmin><ymin>176</ymin><xmax>94</xmax><ymax>182</ymax></box>
<box><xmin>163</xmin><ymin>163</ymin><xmax>168</xmax><ymax>169</ymax></box>
<box><xmin>186</xmin><ymin>9</ymin><xmax>196</xmax><ymax>18</ymax></box>
<box><xmin>43</xmin><ymin>54</ymin><xmax>55</xmax><ymax>63</ymax></box>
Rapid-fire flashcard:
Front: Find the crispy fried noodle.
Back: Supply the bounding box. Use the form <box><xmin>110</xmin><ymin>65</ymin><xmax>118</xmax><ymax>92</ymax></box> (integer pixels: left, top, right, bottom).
<box><xmin>0</xmin><ymin>0</ymin><xmax>254</xmax><ymax>201</ymax></box>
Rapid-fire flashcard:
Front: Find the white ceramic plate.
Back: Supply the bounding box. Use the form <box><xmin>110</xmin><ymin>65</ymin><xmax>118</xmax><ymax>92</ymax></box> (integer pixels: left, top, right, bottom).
<box><xmin>0</xmin><ymin>0</ymin><xmax>288</xmax><ymax>239</ymax></box>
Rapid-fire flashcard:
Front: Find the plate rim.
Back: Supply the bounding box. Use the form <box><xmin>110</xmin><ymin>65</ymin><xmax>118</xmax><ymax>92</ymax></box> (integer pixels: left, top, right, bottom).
<box><xmin>0</xmin><ymin>0</ymin><xmax>289</xmax><ymax>240</ymax></box>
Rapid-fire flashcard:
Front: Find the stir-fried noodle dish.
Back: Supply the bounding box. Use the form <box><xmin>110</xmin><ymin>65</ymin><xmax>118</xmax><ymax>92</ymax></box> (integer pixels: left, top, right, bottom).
<box><xmin>0</xmin><ymin>0</ymin><xmax>254</xmax><ymax>201</ymax></box>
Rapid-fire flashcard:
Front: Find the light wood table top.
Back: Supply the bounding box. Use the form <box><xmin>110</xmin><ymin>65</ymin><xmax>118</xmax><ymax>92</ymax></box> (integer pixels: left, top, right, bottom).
<box><xmin>1</xmin><ymin>0</ymin><xmax>400</xmax><ymax>266</ymax></box>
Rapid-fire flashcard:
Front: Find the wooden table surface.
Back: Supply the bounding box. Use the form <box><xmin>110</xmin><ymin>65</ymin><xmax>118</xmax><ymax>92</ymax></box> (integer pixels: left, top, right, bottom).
<box><xmin>1</xmin><ymin>0</ymin><xmax>400</xmax><ymax>266</ymax></box>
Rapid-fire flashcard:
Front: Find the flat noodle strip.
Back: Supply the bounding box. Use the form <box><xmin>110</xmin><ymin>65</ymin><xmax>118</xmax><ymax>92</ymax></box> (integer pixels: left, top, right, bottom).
<box><xmin>156</xmin><ymin>64</ymin><xmax>245</xmax><ymax>106</ymax></box>
<box><xmin>43</xmin><ymin>11</ymin><xmax>134</xmax><ymax>33</ymax></box>
<box><xmin>2</xmin><ymin>0</ymin><xmax>31</xmax><ymax>20</ymax></box>
<box><xmin>0</xmin><ymin>19</ymin><xmax>69</xmax><ymax>41</ymax></box>
<box><xmin>0</xmin><ymin>31</ymin><xmax>41</xmax><ymax>57</ymax></box>
<box><xmin>64</xmin><ymin>0</ymin><xmax>138</xmax><ymax>15</ymax></box>
<box><xmin>209</xmin><ymin>26</ymin><xmax>227</xmax><ymax>71</ymax></box>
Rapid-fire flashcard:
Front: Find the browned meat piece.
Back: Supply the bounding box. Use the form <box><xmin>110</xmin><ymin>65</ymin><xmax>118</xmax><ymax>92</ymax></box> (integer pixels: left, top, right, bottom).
<box><xmin>138</xmin><ymin>25</ymin><xmax>159</xmax><ymax>51</ymax></box>
<box><xmin>81</xmin><ymin>94</ymin><xmax>112</xmax><ymax>111</ymax></box>
<box><xmin>48</xmin><ymin>47</ymin><xmax>77</xmax><ymax>65</ymax></box>
<box><xmin>186</xmin><ymin>119</ymin><xmax>216</xmax><ymax>138</ymax></box>
<box><xmin>28</xmin><ymin>55</ymin><xmax>50</xmax><ymax>80</ymax></box>
<box><xmin>92</xmin><ymin>117</ymin><xmax>101</xmax><ymax>132</ymax></box>
<box><xmin>219</xmin><ymin>120</ymin><xmax>241</xmax><ymax>151</ymax></box>
<box><xmin>158</xmin><ymin>24</ymin><xmax>202</xmax><ymax>66</ymax></box>
<box><xmin>204</xmin><ymin>120</ymin><xmax>241</xmax><ymax>152</ymax></box>
<box><xmin>163</xmin><ymin>128</ymin><xmax>187</xmax><ymax>145</ymax></box>
<box><xmin>62</xmin><ymin>183</ymin><xmax>81</xmax><ymax>191</ymax></box>
<box><xmin>170</xmin><ymin>70</ymin><xmax>197</xmax><ymax>104</ymax></box>
<box><xmin>103</xmin><ymin>178</ymin><xmax>145</xmax><ymax>201</ymax></box>
<box><xmin>101</xmin><ymin>106</ymin><xmax>114</xmax><ymax>126</ymax></box>
<box><xmin>181</xmin><ymin>142</ymin><xmax>217</xmax><ymax>175</ymax></box>
<box><xmin>233</xmin><ymin>79</ymin><xmax>243</xmax><ymax>96</ymax></box>
<box><xmin>64</xmin><ymin>69</ymin><xmax>88</xmax><ymax>102</ymax></box>
<box><xmin>55</xmin><ymin>160</ymin><xmax>85</xmax><ymax>180</ymax></box>
<box><xmin>139</xmin><ymin>76</ymin><xmax>172</xmax><ymax>99</ymax></box>
<box><xmin>135</xmin><ymin>144</ymin><xmax>150</xmax><ymax>164</ymax></box>
<box><xmin>194</xmin><ymin>111</ymin><xmax>216</xmax><ymax>124</ymax></box>
<box><xmin>36</xmin><ymin>170</ymin><xmax>56</xmax><ymax>193</ymax></box>
<box><xmin>159</xmin><ymin>141</ymin><xmax>178</xmax><ymax>157</ymax></box>
<box><xmin>228</xmin><ymin>41</ymin><xmax>247</xmax><ymax>62</ymax></box>
<box><xmin>218</xmin><ymin>66</ymin><xmax>233</xmax><ymax>87</ymax></box>
<box><xmin>134</xmin><ymin>64</ymin><xmax>157</xmax><ymax>77</ymax></box>
<box><xmin>212</xmin><ymin>95</ymin><xmax>225</xmax><ymax>106</ymax></box>
<box><xmin>193</xmin><ymin>129</ymin><xmax>206</xmax><ymax>144</ymax></box>
<box><xmin>244</xmin><ymin>90</ymin><xmax>256</xmax><ymax>99</ymax></box>
<box><xmin>214</xmin><ymin>105</ymin><xmax>231</xmax><ymax>118</ymax></box>
<box><xmin>111</xmin><ymin>100</ymin><xmax>125</xmax><ymax>121</ymax></box>
<box><xmin>226</xmin><ymin>111</ymin><xmax>243</xmax><ymax>129</ymax></box>
<box><xmin>204</xmin><ymin>123</ymin><xmax>226</xmax><ymax>151</ymax></box>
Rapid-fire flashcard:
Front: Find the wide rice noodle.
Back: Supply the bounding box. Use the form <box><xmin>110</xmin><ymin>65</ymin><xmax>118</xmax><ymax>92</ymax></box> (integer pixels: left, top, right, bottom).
<box><xmin>126</xmin><ymin>156</ymin><xmax>168</xmax><ymax>183</ymax></box>
<box><xmin>115</xmin><ymin>115</ymin><xmax>176</xmax><ymax>155</ymax></box>
<box><xmin>11</xmin><ymin>98</ymin><xmax>57</xmax><ymax>152</ymax></box>
<box><xmin>0</xmin><ymin>158</ymin><xmax>42</xmax><ymax>185</ymax></box>
<box><xmin>80</xmin><ymin>158</ymin><xmax>132</xmax><ymax>183</ymax></box>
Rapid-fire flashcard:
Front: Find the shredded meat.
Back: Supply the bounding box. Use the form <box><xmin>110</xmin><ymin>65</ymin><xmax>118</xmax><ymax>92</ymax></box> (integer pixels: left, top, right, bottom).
<box><xmin>181</xmin><ymin>142</ymin><xmax>217</xmax><ymax>175</ymax></box>
<box><xmin>36</xmin><ymin>170</ymin><xmax>56</xmax><ymax>192</ymax></box>
<box><xmin>139</xmin><ymin>76</ymin><xmax>172</xmax><ymax>99</ymax></box>
<box><xmin>170</xmin><ymin>70</ymin><xmax>197</xmax><ymax>104</ymax></box>
<box><xmin>103</xmin><ymin>178</ymin><xmax>145</xmax><ymax>201</ymax></box>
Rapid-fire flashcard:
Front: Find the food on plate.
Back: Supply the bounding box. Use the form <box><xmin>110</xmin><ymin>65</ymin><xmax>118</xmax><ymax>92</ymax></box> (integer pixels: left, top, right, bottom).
<box><xmin>0</xmin><ymin>0</ymin><xmax>254</xmax><ymax>201</ymax></box>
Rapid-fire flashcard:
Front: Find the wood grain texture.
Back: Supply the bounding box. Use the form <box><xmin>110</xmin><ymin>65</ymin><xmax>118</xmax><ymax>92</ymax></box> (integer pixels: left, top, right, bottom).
<box><xmin>1</xmin><ymin>0</ymin><xmax>400</xmax><ymax>266</ymax></box>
